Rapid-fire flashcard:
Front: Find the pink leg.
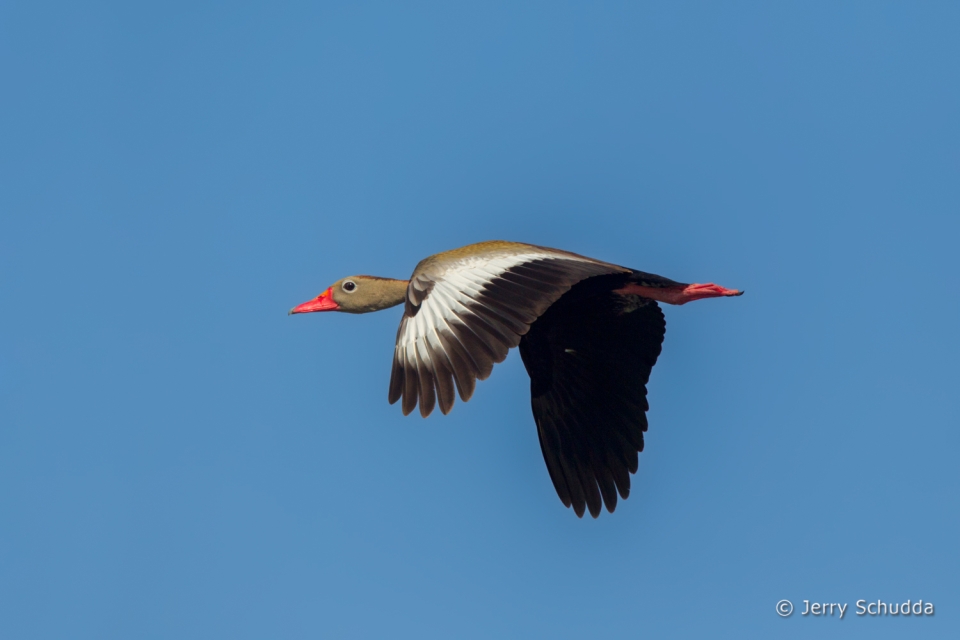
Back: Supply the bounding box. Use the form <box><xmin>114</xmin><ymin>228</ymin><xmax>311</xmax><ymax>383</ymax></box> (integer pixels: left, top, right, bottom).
<box><xmin>614</xmin><ymin>282</ymin><xmax>744</xmax><ymax>305</ymax></box>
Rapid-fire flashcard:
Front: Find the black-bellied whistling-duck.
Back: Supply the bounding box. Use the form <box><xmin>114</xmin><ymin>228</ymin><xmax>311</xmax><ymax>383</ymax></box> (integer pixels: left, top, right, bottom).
<box><xmin>291</xmin><ymin>240</ymin><xmax>742</xmax><ymax>518</ymax></box>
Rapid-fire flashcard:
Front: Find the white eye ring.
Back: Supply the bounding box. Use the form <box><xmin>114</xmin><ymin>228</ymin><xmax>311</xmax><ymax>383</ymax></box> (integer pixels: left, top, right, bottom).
<box><xmin>342</xmin><ymin>280</ymin><xmax>357</xmax><ymax>293</ymax></box>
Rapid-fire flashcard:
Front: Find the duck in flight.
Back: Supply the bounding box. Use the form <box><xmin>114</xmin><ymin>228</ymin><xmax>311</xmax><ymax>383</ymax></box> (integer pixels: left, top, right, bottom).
<box><xmin>290</xmin><ymin>240</ymin><xmax>742</xmax><ymax>518</ymax></box>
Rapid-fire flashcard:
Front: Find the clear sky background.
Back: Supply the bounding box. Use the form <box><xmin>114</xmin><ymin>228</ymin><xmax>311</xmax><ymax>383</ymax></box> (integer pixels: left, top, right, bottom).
<box><xmin>2</xmin><ymin>2</ymin><xmax>958</xmax><ymax>638</ymax></box>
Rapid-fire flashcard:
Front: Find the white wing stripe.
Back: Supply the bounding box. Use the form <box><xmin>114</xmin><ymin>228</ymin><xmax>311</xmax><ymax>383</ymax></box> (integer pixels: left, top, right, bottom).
<box><xmin>393</xmin><ymin>250</ymin><xmax>620</xmax><ymax>416</ymax></box>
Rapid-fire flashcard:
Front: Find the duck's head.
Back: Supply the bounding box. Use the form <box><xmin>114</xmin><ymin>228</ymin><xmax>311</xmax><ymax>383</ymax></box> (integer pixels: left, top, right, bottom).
<box><xmin>289</xmin><ymin>275</ymin><xmax>409</xmax><ymax>315</ymax></box>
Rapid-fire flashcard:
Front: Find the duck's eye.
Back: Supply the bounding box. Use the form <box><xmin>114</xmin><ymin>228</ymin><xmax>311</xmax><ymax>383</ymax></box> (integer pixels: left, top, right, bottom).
<box><xmin>342</xmin><ymin>280</ymin><xmax>357</xmax><ymax>292</ymax></box>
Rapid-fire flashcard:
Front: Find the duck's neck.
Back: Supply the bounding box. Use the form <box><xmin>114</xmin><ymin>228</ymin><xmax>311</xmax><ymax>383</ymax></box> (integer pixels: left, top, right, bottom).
<box><xmin>356</xmin><ymin>277</ymin><xmax>409</xmax><ymax>313</ymax></box>
<box><xmin>378</xmin><ymin>278</ymin><xmax>409</xmax><ymax>309</ymax></box>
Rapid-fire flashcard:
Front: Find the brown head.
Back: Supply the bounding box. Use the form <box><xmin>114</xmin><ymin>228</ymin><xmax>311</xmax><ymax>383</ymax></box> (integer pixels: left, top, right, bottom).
<box><xmin>289</xmin><ymin>275</ymin><xmax>409</xmax><ymax>315</ymax></box>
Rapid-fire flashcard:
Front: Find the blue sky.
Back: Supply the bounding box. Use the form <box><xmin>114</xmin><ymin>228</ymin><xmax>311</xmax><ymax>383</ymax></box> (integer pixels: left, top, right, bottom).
<box><xmin>1</xmin><ymin>2</ymin><xmax>958</xmax><ymax>638</ymax></box>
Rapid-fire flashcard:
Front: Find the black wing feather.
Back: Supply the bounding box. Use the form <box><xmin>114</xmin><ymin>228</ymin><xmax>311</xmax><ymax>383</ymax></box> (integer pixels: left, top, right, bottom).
<box><xmin>519</xmin><ymin>278</ymin><xmax>666</xmax><ymax>518</ymax></box>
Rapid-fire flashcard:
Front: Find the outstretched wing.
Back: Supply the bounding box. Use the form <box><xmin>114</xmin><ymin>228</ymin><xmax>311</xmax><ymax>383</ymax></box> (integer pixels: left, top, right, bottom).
<box><xmin>389</xmin><ymin>243</ymin><xmax>626</xmax><ymax>417</ymax></box>
<box><xmin>518</xmin><ymin>285</ymin><xmax>666</xmax><ymax>518</ymax></box>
